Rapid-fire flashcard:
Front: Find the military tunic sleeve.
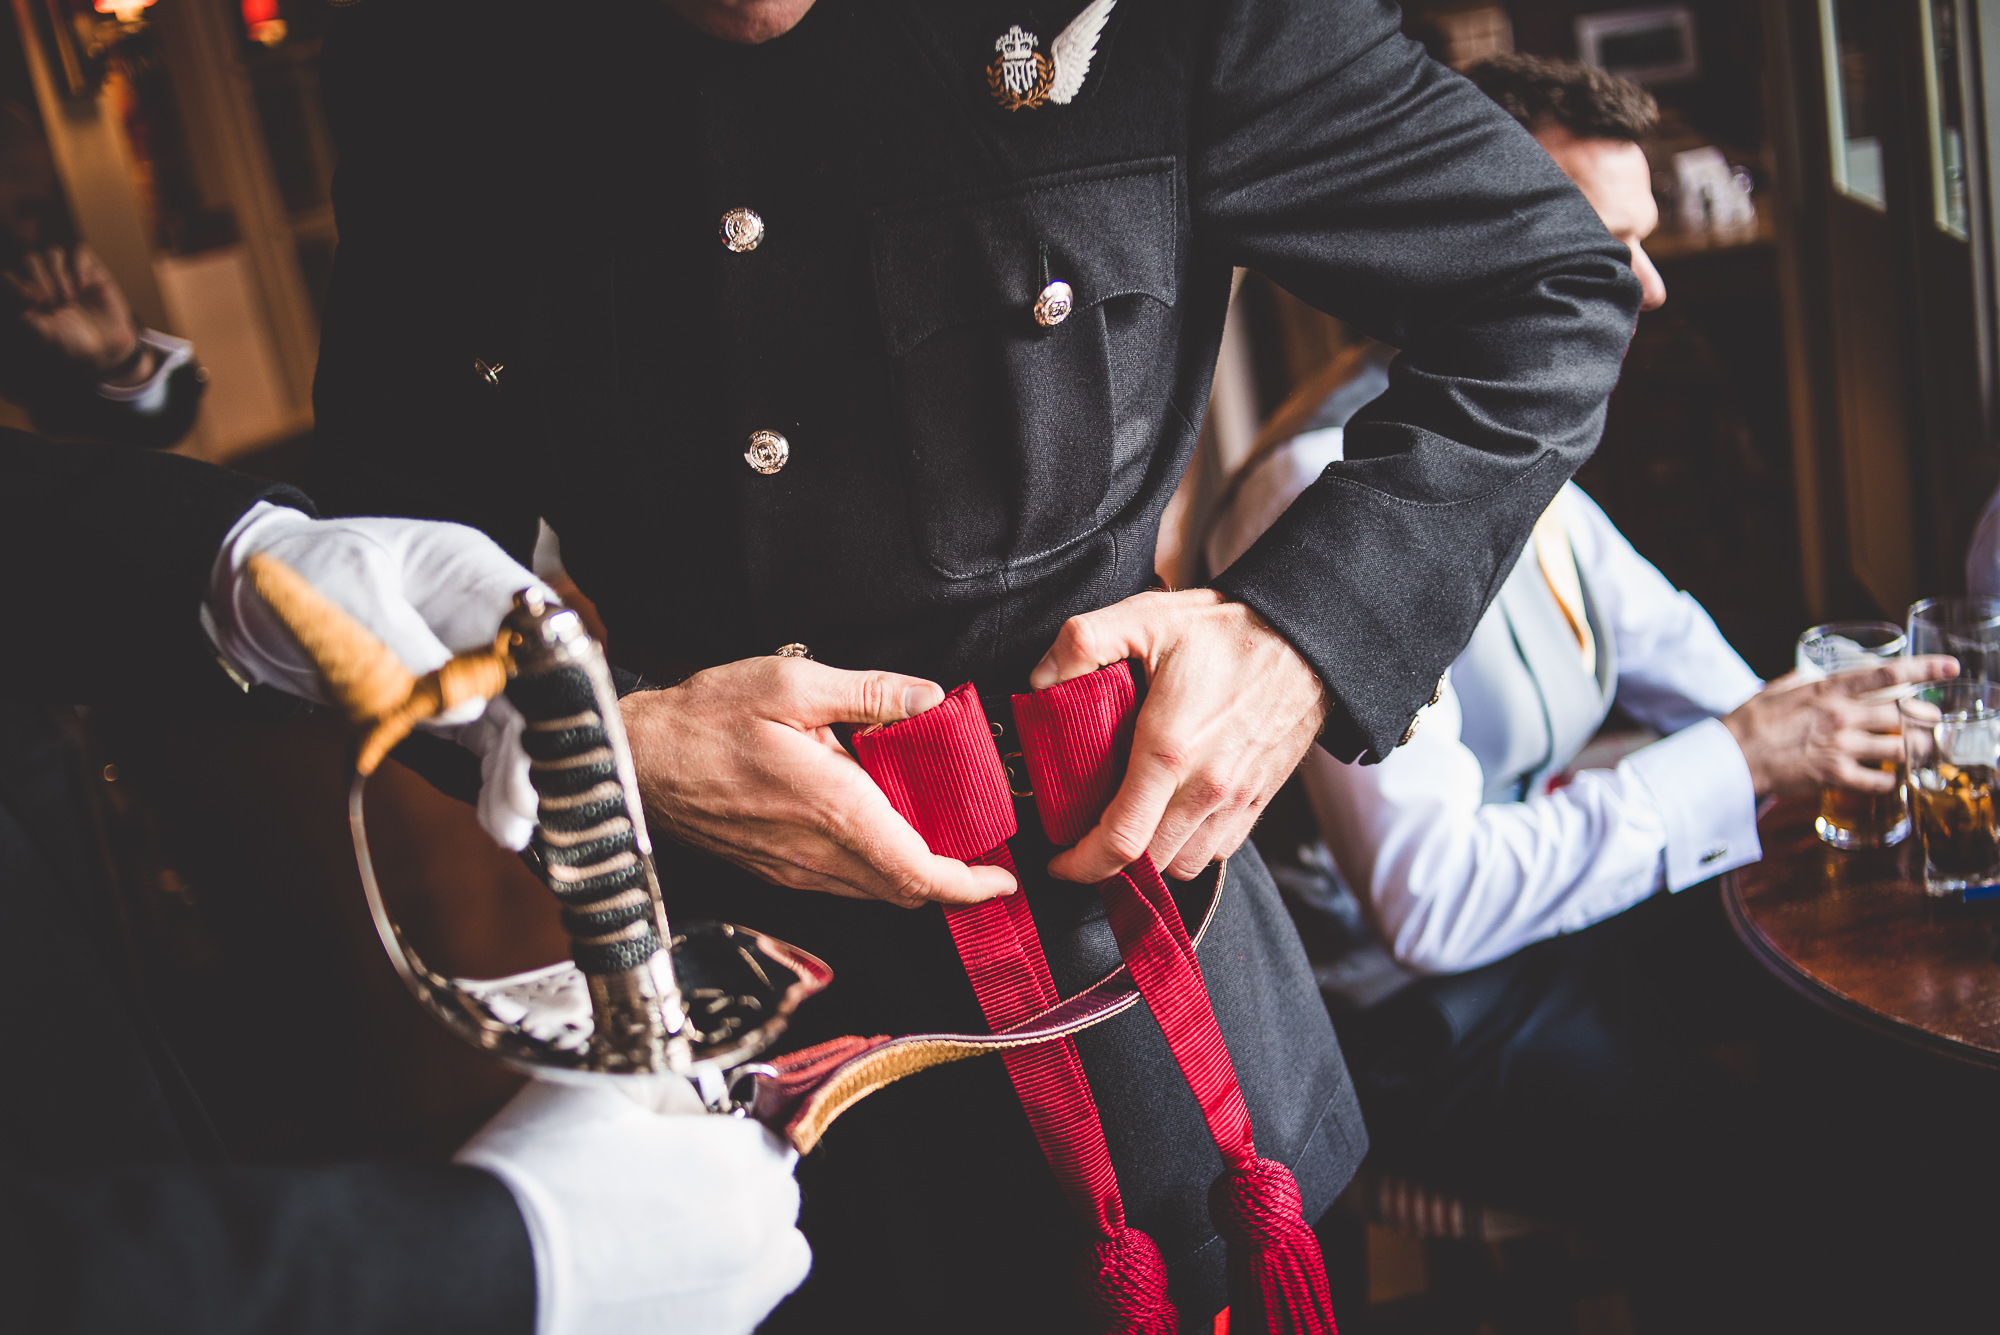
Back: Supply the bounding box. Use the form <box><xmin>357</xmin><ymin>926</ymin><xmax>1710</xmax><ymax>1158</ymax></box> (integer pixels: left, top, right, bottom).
<box><xmin>0</xmin><ymin>430</ymin><xmax>308</xmax><ymax>702</ymax></box>
<box><xmin>0</xmin><ymin>1163</ymin><xmax>535</xmax><ymax>1335</ymax></box>
<box><xmin>1192</xmin><ymin>0</ymin><xmax>1643</xmax><ymax>762</ymax></box>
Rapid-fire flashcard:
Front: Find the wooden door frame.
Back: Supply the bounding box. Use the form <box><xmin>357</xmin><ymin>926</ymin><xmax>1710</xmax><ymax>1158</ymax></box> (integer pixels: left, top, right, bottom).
<box><xmin>1767</xmin><ymin>0</ymin><xmax>2000</xmax><ymax>617</ymax></box>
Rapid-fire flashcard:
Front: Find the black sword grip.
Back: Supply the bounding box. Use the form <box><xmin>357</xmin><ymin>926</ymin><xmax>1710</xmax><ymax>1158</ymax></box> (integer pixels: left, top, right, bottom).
<box><xmin>508</xmin><ymin>666</ymin><xmax>661</xmax><ymax>976</ymax></box>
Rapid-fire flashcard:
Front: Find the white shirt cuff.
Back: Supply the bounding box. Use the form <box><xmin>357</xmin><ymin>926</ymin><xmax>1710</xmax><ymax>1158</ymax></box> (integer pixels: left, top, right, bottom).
<box><xmin>95</xmin><ymin>328</ymin><xmax>193</xmax><ymax>416</ymax></box>
<box><xmin>1620</xmin><ymin>717</ymin><xmax>1762</xmax><ymax>890</ymax></box>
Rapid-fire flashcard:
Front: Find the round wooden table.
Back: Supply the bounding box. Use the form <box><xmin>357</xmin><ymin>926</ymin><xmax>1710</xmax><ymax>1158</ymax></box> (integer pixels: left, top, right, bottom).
<box><xmin>1723</xmin><ymin>793</ymin><xmax>2000</xmax><ymax>1068</ymax></box>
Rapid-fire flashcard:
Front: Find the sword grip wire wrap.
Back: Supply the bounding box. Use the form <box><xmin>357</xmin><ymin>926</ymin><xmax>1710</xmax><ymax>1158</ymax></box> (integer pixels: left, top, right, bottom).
<box><xmin>510</xmin><ymin>666</ymin><xmax>662</xmax><ymax>976</ymax></box>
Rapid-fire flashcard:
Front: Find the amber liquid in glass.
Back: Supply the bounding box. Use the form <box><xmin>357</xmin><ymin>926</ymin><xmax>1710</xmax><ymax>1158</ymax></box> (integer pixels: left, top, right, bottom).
<box><xmin>1817</xmin><ymin>759</ymin><xmax>1907</xmax><ymax>848</ymax></box>
<box><xmin>1914</xmin><ymin>762</ymin><xmax>2000</xmax><ymax>881</ymax></box>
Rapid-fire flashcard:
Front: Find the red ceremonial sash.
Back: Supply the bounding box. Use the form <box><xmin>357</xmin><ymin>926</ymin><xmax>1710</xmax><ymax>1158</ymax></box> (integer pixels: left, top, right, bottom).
<box><xmin>854</xmin><ymin>665</ymin><xmax>1336</xmax><ymax>1335</ymax></box>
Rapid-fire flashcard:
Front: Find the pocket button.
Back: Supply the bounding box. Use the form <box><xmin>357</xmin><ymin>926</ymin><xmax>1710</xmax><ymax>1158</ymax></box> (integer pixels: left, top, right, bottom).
<box><xmin>745</xmin><ymin>429</ymin><xmax>790</xmax><ymax>474</ymax></box>
<box><xmin>1032</xmin><ymin>280</ymin><xmax>1073</xmax><ymax>328</ymax></box>
<box><xmin>720</xmin><ymin>208</ymin><xmax>765</xmax><ymax>253</ymax></box>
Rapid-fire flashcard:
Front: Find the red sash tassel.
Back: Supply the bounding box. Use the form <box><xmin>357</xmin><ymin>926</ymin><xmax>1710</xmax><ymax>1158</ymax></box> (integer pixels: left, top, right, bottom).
<box><xmin>854</xmin><ymin>686</ymin><xmax>1175</xmax><ymax>1334</ymax></box>
<box><xmin>856</xmin><ymin>671</ymin><xmax>1333</xmax><ymax>1334</ymax></box>
<box><xmin>1014</xmin><ymin>667</ymin><xmax>1334</xmax><ymax>1334</ymax></box>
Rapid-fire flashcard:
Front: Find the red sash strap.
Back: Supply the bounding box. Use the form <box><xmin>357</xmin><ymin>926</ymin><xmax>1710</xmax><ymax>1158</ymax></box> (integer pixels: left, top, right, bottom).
<box><xmin>1013</xmin><ymin>666</ymin><xmax>1337</xmax><ymax>1335</ymax></box>
<box><xmin>853</xmin><ymin>685</ymin><xmax>1176</xmax><ymax>1335</ymax></box>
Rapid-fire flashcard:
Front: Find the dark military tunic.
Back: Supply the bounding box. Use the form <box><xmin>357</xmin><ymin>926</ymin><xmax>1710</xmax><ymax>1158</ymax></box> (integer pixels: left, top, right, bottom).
<box><xmin>312</xmin><ymin>1</ymin><xmax>1641</xmax><ymax>1327</ymax></box>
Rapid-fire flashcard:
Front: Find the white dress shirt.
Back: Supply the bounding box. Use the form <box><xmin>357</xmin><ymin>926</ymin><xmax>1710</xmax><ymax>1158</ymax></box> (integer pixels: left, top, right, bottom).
<box><xmin>1210</xmin><ymin>428</ymin><xmax>1765</xmax><ymax>975</ymax></box>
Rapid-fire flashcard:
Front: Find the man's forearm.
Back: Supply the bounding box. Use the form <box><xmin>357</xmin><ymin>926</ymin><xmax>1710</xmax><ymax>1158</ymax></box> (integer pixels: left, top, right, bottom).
<box><xmin>1196</xmin><ymin>0</ymin><xmax>1642</xmax><ymax>759</ymax></box>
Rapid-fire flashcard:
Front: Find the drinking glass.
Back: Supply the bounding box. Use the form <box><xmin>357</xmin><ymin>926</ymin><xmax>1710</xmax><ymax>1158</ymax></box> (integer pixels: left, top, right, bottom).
<box><xmin>1796</xmin><ymin>621</ymin><xmax>1909</xmax><ymax>848</ymax></box>
<box><xmin>1907</xmin><ymin>596</ymin><xmax>2000</xmax><ymax>680</ymax></box>
<box><xmin>1902</xmin><ymin>680</ymin><xmax>2000</xmax><ymax>895</ymax></box>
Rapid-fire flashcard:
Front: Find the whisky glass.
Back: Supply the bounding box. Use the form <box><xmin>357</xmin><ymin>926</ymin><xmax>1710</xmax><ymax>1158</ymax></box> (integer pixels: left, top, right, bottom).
<box><xmin>1903</xmin><ymin>680</ymin><xmax>2000</xmax><ymax>895</ymax></box>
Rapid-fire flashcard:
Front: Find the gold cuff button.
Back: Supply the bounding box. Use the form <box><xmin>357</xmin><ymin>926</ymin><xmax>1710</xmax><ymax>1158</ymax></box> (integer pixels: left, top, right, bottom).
<box><xmin>1032</xmin><ymin>280</ymin><xmax>1074</xmax><ymax>328</ymax></box>
<box><xmin>745</xmin><ymin>429</ymin><xmax>790</xmax><ymax>474</ymax></box>
<box><xmin>720</xmin><ymin>207</ymin><xmax>765</xmax><ymax>253</ymax></box>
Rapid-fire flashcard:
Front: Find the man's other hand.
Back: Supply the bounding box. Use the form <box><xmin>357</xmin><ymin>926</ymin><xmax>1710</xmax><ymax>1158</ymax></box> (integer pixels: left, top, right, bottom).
<box><xmin>1030</xmin><ymin>589</ymin><xmax>1326</xmax><ymax>883</ymax></box>
<box><xmin>1721</xmin><ymin>655</ymin><xmax>1959</xmax><ymax>799</ymax></box>
<box><xmin>622</xmin><ymin>658</ymin><xmax>1017</xmax><ymax>908</ymax></box>
<box><xmin>2</xmin><ymin>244</ymin><xmax>149</xmax><ymax>381</ymax></box>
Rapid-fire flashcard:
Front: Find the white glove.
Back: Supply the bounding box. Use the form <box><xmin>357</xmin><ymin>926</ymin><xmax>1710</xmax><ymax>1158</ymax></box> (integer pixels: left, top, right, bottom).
<box><xmin>202</xmin><ymin>501</ymin><xmax>551</xmax><ymax>849</ymax></box>
<box><xmin>456</xmin><ymin>1081</ymin><xmax>811</xmax><ymax>1335</ymax></box>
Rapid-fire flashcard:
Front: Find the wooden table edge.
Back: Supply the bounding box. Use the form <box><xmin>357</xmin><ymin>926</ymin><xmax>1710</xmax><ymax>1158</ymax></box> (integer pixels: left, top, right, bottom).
<box><xmin>1721</xmin><ymin>865</ymin><xmax>2000</xmax><ymax>1071</ymax></box>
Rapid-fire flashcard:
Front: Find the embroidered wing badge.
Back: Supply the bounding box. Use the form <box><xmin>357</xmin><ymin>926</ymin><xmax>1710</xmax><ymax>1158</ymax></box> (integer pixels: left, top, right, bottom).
<box><xmin>987</xmin><ymin>0</ymin><xmax>1116</xmax><ymax>112</ymax></box>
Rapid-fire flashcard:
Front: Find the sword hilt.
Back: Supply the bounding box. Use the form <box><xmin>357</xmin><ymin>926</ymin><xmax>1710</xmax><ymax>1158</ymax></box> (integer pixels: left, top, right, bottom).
<box><xmin>503</xmin><ymin>590</ymin><xmax>691</xmax><ymax>1075</ymax></box>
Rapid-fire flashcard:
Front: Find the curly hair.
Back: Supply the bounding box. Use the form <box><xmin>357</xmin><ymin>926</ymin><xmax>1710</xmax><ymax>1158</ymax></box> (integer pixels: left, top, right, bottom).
<box><xmin>1466</xmin><ymin>53</ymin><xmax>1659</xmax><ymax>142</ymax></box>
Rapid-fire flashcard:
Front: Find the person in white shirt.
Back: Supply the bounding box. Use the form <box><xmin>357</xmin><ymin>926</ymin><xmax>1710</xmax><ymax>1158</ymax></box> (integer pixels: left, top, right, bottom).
<box><xmin>1210</xmin><ymin>54</ymin><xmax>1960</xmax><ymax>1330</ymax></box>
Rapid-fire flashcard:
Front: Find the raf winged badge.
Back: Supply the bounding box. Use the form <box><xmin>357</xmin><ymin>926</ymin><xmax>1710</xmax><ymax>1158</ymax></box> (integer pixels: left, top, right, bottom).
<box><xmin>987</xmin><ymin>0</ymin><xmax>1115</xmax><ymax>112</ymax></box>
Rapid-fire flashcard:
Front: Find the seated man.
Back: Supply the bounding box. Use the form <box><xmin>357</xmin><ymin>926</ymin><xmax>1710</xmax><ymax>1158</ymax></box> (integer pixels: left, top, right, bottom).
<box><xmin>1209</xmin><ymin>54</ymin><xmax>1962</xmax><ymax>1328</ymax></box>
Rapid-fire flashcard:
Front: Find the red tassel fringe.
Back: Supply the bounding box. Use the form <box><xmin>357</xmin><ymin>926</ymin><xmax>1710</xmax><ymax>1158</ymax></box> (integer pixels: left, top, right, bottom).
<box><xmin>1208</xmin><ymin>1158</ymin><xmax>1338</xmax><ymax>1334</ymax></box>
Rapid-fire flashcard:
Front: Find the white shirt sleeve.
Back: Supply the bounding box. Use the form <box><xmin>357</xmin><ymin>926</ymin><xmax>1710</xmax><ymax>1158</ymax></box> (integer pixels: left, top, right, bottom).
<box><xmin>1302</xmin><ymin>681</ymin><xmax>1760</xmax><ymax>975</ymax></box>
<box><xmin>94</xmin><ymin>328</ymin><xmax>193</xmax><ymax>417</ymax></box>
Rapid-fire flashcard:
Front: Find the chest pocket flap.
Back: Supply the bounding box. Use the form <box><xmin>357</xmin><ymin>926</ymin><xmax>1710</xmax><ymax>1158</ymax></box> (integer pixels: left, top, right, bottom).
<box><xmin>869</xmin><ymin>159</ymin><xmax>1179</xmax><ymax>578</ymax></box>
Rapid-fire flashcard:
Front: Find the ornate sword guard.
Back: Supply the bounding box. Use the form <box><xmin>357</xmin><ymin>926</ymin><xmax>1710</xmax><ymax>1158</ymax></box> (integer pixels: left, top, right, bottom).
<box><xmin>351</xmin><ymin>589</ymin><xmax>831</xmax><ymax>1112</ymax></box>
<box><xmin>347</xmin><ymin>804</ymin><xmax>833</xmax><ymax>1110</ymax></box>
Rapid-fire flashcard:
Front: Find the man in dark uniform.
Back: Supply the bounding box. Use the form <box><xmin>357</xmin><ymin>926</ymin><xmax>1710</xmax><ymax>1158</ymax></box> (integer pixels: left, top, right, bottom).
<box><xmin>311</xmin><ymin>1</ymin><xmax>1644</xmax><ymax>1326</ymax></box>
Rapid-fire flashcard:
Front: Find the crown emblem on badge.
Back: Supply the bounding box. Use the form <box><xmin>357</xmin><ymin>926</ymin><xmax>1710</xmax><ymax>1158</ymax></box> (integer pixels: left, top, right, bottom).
<box><xmin>986</xmin><ymin>0</ymin><xmax>1116</xmax><ymax>112</ymax></box>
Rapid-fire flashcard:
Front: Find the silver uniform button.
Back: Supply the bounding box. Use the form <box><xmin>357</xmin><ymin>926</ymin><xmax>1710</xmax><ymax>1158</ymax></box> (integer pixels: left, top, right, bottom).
<box><xmin>1033</xmin><ymin>279</ymin><xmax>1073</xmax><ymax>328</ymax></box>
<box><xmin>720</xmin><ymin>207</ymin><xmax>765</xmax><ymax>253</ymax></box>
<box><xmin>745</xmin><ymin>429</ymin><xmax>790</xmax><ymax>474</ymax></box>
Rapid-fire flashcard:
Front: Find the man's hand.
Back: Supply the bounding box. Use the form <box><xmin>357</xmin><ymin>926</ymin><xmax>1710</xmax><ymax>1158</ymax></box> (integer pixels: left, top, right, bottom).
<box><xmin>622</xmin><ymin>658</ymin><xmax>1017</xmax><ymax>908</ymax></box>
<box><xmin>2</xmin><ymin>245</ymin><xmax>150</xmax><ymax>382</ymax></box>
<box><xmin>1721</xmin><ymin>656</ymin><xmax>1958</xmax><ymax>798</ymax></box>
<box><xmin>1031</xmin><ymin>588</ymin><xmax>1326</xmax><ymax>883</ymax></box>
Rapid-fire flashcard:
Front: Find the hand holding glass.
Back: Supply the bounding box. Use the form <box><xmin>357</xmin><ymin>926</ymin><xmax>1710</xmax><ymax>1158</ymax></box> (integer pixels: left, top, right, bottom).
<box><xmin>1795</xmin><ymin>621</ymin><xmax>1908</xmax><ymax>848</ymax></box>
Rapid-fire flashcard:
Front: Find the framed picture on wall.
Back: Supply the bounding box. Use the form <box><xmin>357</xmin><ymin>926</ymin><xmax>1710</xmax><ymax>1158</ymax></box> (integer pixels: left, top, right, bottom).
<box><xmin>1575</xmin><ymin>6</ymin><xmax>1699</xmax><ymax>86</ymax></box>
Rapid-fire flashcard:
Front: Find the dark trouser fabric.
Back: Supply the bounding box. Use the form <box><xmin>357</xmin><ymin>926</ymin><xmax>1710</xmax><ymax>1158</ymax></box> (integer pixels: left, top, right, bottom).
<box><xmin>660</xmin><ymin>830</ymin><xmax>1365</xmax><ymax>1333</ymax></box>
<box><xmin>1338</xmin><ymin>883</ymin><xmax>2000</xmax><ymax>1335</ymax></box>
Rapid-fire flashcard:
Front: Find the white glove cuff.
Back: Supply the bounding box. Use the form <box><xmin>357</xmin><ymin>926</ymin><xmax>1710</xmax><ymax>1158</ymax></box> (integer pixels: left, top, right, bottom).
<box><xmin>200</xmin><ymin>500</ymin><xmax>329</xmax><ymax>699</ymax></box>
